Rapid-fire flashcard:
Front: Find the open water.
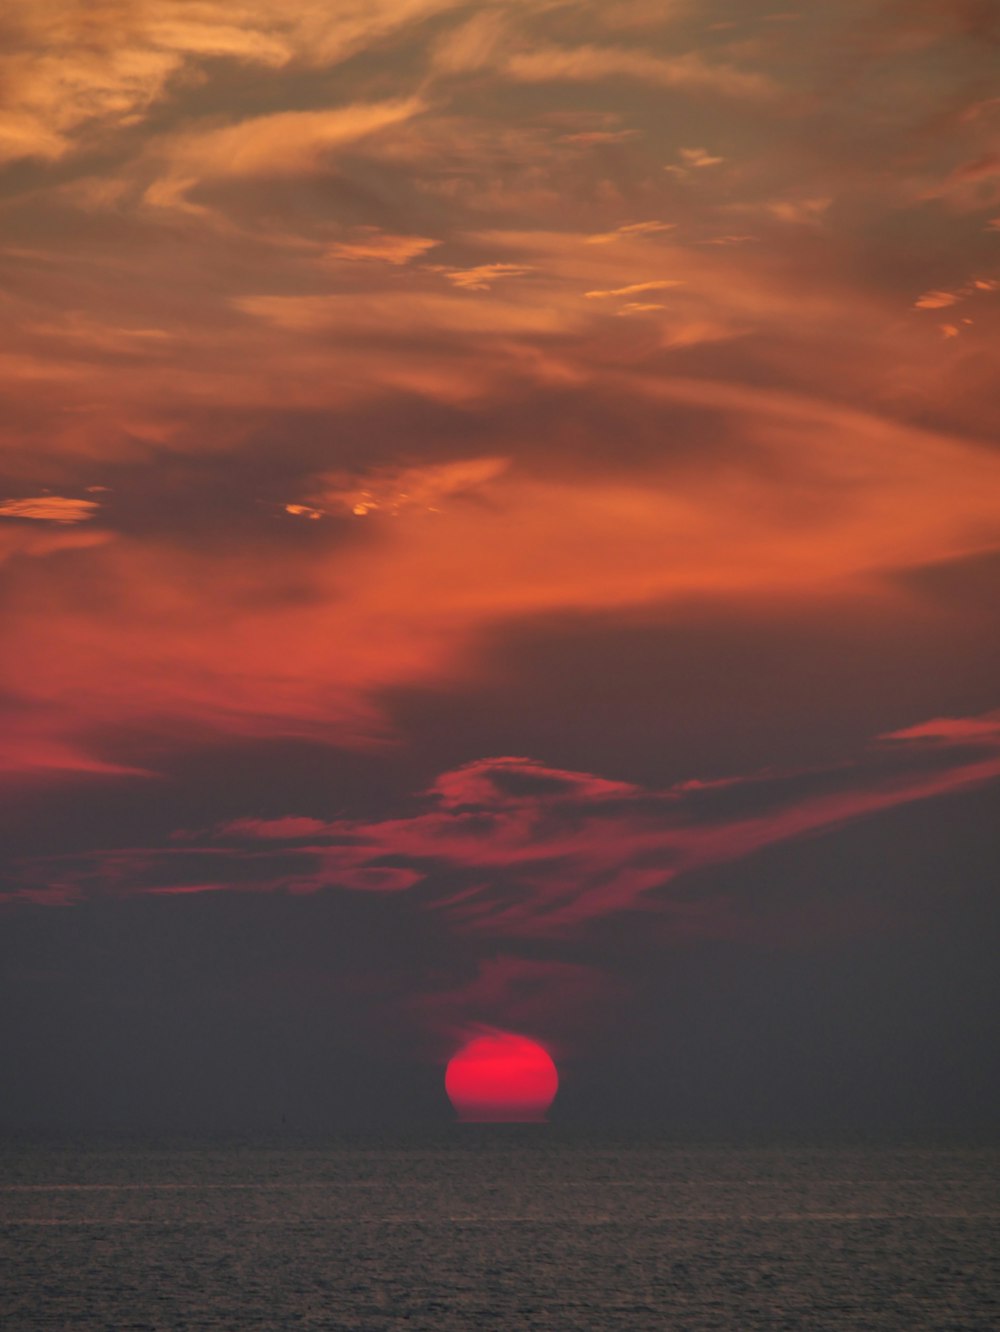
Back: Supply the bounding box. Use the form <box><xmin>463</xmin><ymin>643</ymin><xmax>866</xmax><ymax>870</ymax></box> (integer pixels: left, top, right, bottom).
<box><xmin>2</xmin><ymin>1136</ymin><xmax>998</xmax><ymax>1330</ymax></box>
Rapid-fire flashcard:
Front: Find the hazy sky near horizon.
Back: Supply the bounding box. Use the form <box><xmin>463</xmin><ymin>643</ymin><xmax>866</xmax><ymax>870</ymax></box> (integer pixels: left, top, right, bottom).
<box><xmin>1</xmin><ymin>0</ymin><xmax>999</xmax><ymax>1131</ymax></box>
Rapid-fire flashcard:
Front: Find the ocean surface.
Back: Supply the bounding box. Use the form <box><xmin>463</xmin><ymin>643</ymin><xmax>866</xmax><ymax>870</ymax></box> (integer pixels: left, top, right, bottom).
<box><xmin>2</xmin><ymin>1136</ymin><xmax>998</xmax><ymax>1330</ymax></box>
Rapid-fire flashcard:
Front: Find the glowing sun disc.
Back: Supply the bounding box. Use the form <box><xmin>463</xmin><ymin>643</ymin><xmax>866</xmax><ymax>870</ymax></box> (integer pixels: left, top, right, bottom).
<box><xmin>445</xmin><ymin>1032</ymin><xmax>559</xmax><ymax>1122</ymax></box>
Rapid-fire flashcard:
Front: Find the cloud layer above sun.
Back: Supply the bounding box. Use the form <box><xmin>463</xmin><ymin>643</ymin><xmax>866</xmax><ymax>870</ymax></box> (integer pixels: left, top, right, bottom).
<box><xmin>11</xmin><ymin>710</ymin><xmax>1000</xmax><ymax>924</ymax></box>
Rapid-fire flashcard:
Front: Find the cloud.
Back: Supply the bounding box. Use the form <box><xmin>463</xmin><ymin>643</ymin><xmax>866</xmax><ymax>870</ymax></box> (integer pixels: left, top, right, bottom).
<box><xmin>949</xmin><ymin>151</ymin><xmax>1000</xmax><ymax>182</ymax></box>
<box><xmin>144</xmin><ymin>98</ymin><xmax>424</xmax><ymax>209</ymax></box>
<box><xmin>2</xmin><ymin>367</ymin><xmax>1000</xmax><ymax>778</ymax></box>
<box><xmin>679</xmin><ymin>147</ymin><xmax>725</xmax><ymax>168</ymax></box>
<box><xmin>763</xmin><ymin>196</ymin><xmax>832</xmax><ymax>225</ymax></box>
<box><xmin>913</xmin><ymin>276</ymin><xmax>999</xmax><ymax>311</ymax></box>
<box><xmin>884</xmin><ymin>714</ymin><xmax>1000</xmax><ymax>744</ymax></box>
<box><xmin>326</xmin><ymin>231</ymin><xmax>440</xmax><ymax>265</ymax></box>
<box><xmin>0</xmin><ymin>708</ymin><xmax>153</xmax><ymax>780</ymax></box>
<box><xmin>584</xmin><ymin>280</ymin><xmax>683</xmax><ymax>299</ymax></box>
<box><xmin>218</xmin><ymin>815</ymin><xmax>332</xmax><ymax>840</ymax></box>
<box><xmin>0</xmin><ymin>525</ymin><xmax>113</xmax><ymax>568</ymax></box>
<box><xmin>0</xmin><ymin>496</ymin><xmax>100</xmax><ymax>523</ymax></box>
<box><xmin>235</xmin><ymin>289</ymin><xmax>563</xmax><ymax>340</ymax></box>
<box><xmin>585</xmin><ymin>221</ymin><xmax>676</xmax><ymax>244</ymax></box>
<box><xmin>558</xmin><ymin>128</ymin><xmax>639</xmax><ymax>145</ymax></box>
<box><xmin>10</xmin><ymin>712</ymin><xmax>1000</xmax><ymax>932</ymax></box>
<box><xmin>3</xmin><ymin>0</ymin><xmax>1000</xmax><ymax>793</ymax></box>
<box><xmin>429</xmin><ymin>10</ymin><xmax>771</xmax><ymax>103</ymax></box>
<box><xmin>443</xmin><ymin>263</ymin><xmax>534</xmax><ymax>291</ymax></box>
<box><xmin>298</xmin><ymin>456</ymin><xmax>509</xmax><ymax>517</ymax></box>
<box><xmin>915</xmin><ymin>290</ymin><xmax>961</xmax><ymax>309</ymax></box>
<box><xmin>0</xmin><ymin>0</ymin><xmax>455</xmax><ymax>163</ymax></box>
<box><xmin>0</xmin><ymin>3</ymin><xmax>182</xmax><ymax>163</ymax></box>
<box><xmin>432</xmin><ymin>9</ymin><xmax>510</xmax><ymax>74</ymax></box>
<box><xmin>300</xmin><ymin>722</ymin><xmax>1000</xmax><ymax>937</ymax></box>
<box><xmin>504</xmin><ymin>44</ymin><xmax>777</xmax><ymax>99</ymax></box>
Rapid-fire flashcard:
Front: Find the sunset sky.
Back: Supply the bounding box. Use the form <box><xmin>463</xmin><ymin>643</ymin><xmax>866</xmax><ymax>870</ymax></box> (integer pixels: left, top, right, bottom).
<box><xmin>2</xmin><ymin>0</ymin><xmax>999</xmax><ymax>1132</ymax></box>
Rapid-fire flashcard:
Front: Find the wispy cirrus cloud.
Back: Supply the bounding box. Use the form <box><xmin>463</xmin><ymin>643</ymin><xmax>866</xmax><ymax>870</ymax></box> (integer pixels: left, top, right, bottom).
<box><xmin>504</xmin><ymin>44</ymin><xmax>778</xmax><ymax>99</ymax></box>
<box><xmin>0</xmin><ymin>0</ymin><xmax>454</xmax><ymax>163</ymax></box>
<box><xmin>584</xmin><ymin>279</ymin><xmax>683</xmax><ymax>299</ymax></box>
<box><xmin>11</xmin><ymin>712</ymin><xmax>1000</xmax><ymax>932</ymax></box>
<box><xmin>326</xmin><ymin>230</ymin><xmax>440</xmax><ymax>265</ymax></box>
<box><xmin>585</xmin><ymin>221</ymin><xmax>676</xmax><ymax>244</ymax></box>
<box><xmin>143</xmin><ymin>98</ymin><xmax>425</xmax><ymax>211</ymax></box>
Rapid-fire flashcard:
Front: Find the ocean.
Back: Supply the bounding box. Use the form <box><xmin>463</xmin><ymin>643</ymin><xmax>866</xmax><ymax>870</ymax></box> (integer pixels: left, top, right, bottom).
<box><xmin>3</xmin><ymin>1136</ymin><xmax>998</xmax><ymax>1330</ymax></box>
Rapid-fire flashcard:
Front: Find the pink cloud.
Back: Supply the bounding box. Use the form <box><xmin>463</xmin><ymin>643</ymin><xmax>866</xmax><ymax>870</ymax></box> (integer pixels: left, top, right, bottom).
<box><xmin>11</xmin><ymin>710</ymin><xmax>1000</xmax><ymax>937</ymax></box>
<box><xmin>219</xmin><ymin>816</ymin><xmax>335</xmax><ymax>840</ymax></box>
<box><xmin>882</xmin><ymin>712</ymin><xmax>1000</xmax><ymax>743</ymax></box>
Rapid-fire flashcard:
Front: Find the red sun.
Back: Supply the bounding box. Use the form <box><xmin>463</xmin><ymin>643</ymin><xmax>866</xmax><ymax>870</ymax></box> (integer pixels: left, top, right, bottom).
<box><xmin>445</xmin><ymin>1032</ymin><xmax>559</xmax><ymax>1122</ymax></box>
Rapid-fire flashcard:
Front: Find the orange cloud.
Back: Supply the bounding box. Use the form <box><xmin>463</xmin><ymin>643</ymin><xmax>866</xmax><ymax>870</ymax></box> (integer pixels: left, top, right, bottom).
<box><xmin>432</xmin><ymin>9</ymin><xmax>510</xmax><ymax>74</ymax></box>
<box><xmin>585</xmin><ymin>221</ymin><xmax>676</xmax><ymax>244</ymax></box>
<box><xmin>443</xmin><ymin>263</ymin><xmax>534</xmax><ymax>291</ymax></box>
<box><xmin>505</xmin><ymin>44</ymin><xmax>777</xmax><ymax>99</ymax></box>
<box><xmin>326</xmin><ymin>231</ymin><xmax>440</xmax><ymax>265</ymax></box>
<box><xmin>303</xmin><ymin>457</ymin><xmax>509</xmax><ymax>517</ymax></box>
<box><xmin>0</xmin><ymin>0</ymin><xmax>458</xmax><ymax>162</ymax></box>
<box><xmin>679</xmin><ymin>147</ymin><xmax>725</xmax><ymax>168</ymax></box>
<box><xmin>2</xmin><ymin>371</ymin><xmax>999</xmax><ymax>779</ymax></box>
<box><xmin>584</xmin><ymin>280</ymin><xmax>683</xmax><ymax>298</ymax></box>
<box><xmin>0</xmin><ymin>496</ymin><xmax>100</xmax><ymax>523</ymax></box>
<box><xmin>915</xmin><ymin>290</ymin><xmax>961</xmax><ymax>309</ymax></box>
<box><xmin>144</xmin><ymin>99</ymin><xmax>424</xmax><ymax>210</ymax></box>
